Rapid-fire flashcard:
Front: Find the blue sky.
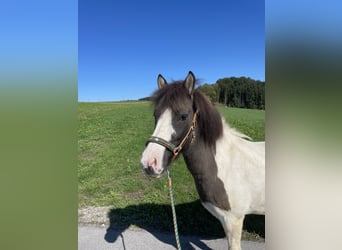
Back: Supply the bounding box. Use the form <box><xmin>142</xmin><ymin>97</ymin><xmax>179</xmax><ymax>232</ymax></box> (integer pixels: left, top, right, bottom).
<box><xmin>79</xmin><ymin>0</ymin><xmax>264</xmax><ymax>102</ymax></box>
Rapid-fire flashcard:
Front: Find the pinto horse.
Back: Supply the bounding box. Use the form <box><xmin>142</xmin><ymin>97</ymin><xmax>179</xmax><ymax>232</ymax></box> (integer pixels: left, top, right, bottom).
<box><xmin>140</xmin><ymin>71</ymin><xmax>265</xmax><ymax>250</ymax></box>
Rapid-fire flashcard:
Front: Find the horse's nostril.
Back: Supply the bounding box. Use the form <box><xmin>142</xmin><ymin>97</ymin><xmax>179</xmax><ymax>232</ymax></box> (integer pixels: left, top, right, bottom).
<box><xmin>148</xmin><ymin>158</ymin><xmax>157</xmax><ymax>169</ymax></box>
<box><xmin>145</xmin><ymin>166</ymin><xmax>154</xmax><ymax>175</ymax></box>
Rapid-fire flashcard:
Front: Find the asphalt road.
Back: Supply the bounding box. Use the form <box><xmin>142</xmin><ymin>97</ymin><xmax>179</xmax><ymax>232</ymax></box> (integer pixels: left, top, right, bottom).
<box><xmin>78</xmin><ymin>224</ymin><xmax>265</xmax><ymax>250</ymax></box>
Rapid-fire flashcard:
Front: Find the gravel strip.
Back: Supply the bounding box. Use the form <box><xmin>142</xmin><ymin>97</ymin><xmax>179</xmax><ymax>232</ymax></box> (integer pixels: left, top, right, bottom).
<box><xmin>78</xmin><ymin>206</ymin><xmax>111</xmax><ymax>227</ymax></box>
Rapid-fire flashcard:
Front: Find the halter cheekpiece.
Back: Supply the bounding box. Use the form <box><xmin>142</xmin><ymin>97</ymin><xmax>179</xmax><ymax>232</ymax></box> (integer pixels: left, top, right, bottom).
<box><xmin>146</xmin><ymin>111</ymin><xmax>198</xmax><ymax>160</ymax></box>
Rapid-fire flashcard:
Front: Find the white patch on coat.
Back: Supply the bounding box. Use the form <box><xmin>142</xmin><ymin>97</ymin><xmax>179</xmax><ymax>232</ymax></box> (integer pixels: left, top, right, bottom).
<box><xmin>214</xmin><ymin>118</ymin><xmax>265</xmax><ymax>216</ymax></box>
<box><xmin>141</xmin><ymin>108</ymin><xmax>175</xmax><ymax>173</ymax></box>
<box><xmin>203</xmin><ymin>120</ymin><xmax>265</xmax><ymax>250</ymax></box>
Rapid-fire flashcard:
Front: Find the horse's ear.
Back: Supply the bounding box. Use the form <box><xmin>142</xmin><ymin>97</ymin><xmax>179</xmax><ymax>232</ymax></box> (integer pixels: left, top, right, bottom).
<box><xmin>157</xmin><ymin>74</ymin><xmax>167</xmax><ymax>89</ymax></box>
<box><xmin>184</xmin><ymin>71</ymin><xmax>195</xmax><ymax>95</ymax></box>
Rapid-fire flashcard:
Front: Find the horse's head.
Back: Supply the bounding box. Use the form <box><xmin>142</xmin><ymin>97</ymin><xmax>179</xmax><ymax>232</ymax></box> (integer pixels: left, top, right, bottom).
<box><xmin>140</xmin><ymin>71</ymin><xmax>197</xmax><ymax>178</ymax></box>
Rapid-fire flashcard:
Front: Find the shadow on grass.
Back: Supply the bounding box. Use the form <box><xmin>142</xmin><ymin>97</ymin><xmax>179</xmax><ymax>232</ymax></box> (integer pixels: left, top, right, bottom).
<box><xmin>105</xmin><ymin>200</ymin><xmax>264</xmax><ymax>249</ymax></box>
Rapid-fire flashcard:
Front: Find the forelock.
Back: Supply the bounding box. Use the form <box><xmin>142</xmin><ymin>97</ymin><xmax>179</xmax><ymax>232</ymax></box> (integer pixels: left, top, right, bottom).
<box><xmin>152</xmin><ymin>82</ymin><xmax>192</xmax><ymax>114</ymax></box>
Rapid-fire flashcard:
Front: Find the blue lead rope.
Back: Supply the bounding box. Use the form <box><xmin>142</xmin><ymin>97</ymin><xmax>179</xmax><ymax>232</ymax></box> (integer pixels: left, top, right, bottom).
<box><xmin>167</xmin><ymin>170</ymin><xmax>182</xmax><ymax>250</ymax></box>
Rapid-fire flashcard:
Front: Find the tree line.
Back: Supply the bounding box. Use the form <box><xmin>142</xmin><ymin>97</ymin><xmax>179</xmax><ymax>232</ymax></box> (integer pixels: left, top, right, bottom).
<box><xmin>198</xmin><ymin>77</ymin><xmax>265</xmax><ymax>110</ymax></box>
<box><xmin>139</xmin><ymin>76</ymin><xmax>265</xmax><ymax>110</ymax></box>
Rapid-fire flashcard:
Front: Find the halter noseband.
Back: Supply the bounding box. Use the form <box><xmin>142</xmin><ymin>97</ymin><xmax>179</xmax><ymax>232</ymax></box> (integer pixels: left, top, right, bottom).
<box><xmin>146</xmin><ymin>111</ymin><xmax>198</xmax><ymax>160</ymax></box>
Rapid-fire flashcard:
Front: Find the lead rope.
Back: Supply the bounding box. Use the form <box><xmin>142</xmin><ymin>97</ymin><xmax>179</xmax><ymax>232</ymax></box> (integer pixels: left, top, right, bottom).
<box><xmin>167</xmin><ymin>169</ymin><xmax>182</xmax><ymax>250</ymax></box>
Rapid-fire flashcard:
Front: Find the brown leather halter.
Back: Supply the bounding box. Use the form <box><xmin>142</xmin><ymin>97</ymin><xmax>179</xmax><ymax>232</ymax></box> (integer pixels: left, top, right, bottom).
<box><xmin>146</xmin><ymin>111</ymin><xmax>198</xmax><ymax>160</ymax></box>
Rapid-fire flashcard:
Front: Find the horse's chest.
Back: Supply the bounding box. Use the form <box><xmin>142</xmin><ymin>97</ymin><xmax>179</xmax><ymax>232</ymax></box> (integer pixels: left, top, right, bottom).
<box><xmin>193</xmin><ymin>173</ymin><xmax>230</xmax><ymax>211</ymax></box>
<box><xmin>184</xmin><ymin>150</ymin><xmax>230</xmax><ymax>211</ymax></box>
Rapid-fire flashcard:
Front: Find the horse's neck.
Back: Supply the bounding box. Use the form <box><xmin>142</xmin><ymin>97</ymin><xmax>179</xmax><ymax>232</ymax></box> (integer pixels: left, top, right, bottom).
<box><xmin>181</xmin><ymin>120</ymin><xmax>245</xmax><ymax>175</ymax></box>
<box><xmin>181</xmin><ymin>137</ymin><xmax>231</xmax><ymax>210</ymax></box>
<box><xmin>182</xmin><ymin>138</ymin><xmax>217</xmax><ymax>176</ymax></box>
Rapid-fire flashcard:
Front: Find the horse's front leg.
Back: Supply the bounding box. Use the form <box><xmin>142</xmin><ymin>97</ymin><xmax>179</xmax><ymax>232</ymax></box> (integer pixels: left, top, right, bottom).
<box><xmin>201</xmin><ymin>202</ymin><xmax>245</xmax><ymax>250</ymax></box>
<box><xmin>223</xmin><ymin>213</ymin><xmax>245</xmax><ymax>250</ymax></box>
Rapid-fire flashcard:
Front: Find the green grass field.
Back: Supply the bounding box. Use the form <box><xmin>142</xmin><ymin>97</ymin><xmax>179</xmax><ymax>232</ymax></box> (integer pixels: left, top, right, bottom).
<box><xmin>78</xmin><ymin>101</ymin><xmax>265</xmax><ymax>239</ymax></box>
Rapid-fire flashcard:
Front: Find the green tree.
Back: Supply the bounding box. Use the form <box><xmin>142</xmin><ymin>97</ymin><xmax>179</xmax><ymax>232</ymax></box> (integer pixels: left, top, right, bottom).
<box><xmin>215</xmin><ymin>76</ymin><xmax>265</xmax><ymax>109</ymax></box>
<box><xmin>198</xmin><ymin>83</ymin><xmax>218</xmax><ymax>103</ymax></box>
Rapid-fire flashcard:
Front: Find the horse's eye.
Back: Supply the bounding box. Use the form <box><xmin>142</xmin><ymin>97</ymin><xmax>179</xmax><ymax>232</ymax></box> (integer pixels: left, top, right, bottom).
<box><xmin>180</xmin><ymin>114</ymin><xmax>188</xmax><ymax>121</ymax></box>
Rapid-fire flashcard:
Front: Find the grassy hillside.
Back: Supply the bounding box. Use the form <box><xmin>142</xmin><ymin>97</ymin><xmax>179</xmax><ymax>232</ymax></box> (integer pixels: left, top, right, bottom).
<box><xmin>78</xmin><ymin>101</ymin><xmax>265</xmax><ymax>239</ymax></box>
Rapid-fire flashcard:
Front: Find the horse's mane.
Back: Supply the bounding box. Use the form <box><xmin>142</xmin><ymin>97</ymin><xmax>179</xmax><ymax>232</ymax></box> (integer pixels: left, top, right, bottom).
<box><xmin>193</xmin><ymin>89</ymin><xmax>223</xmax><ymax>146</ymax></box>
<box><xmin>151</xmin><ymin>81</ymin><xmax>223</xmax><ymax>147</ymax></box>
